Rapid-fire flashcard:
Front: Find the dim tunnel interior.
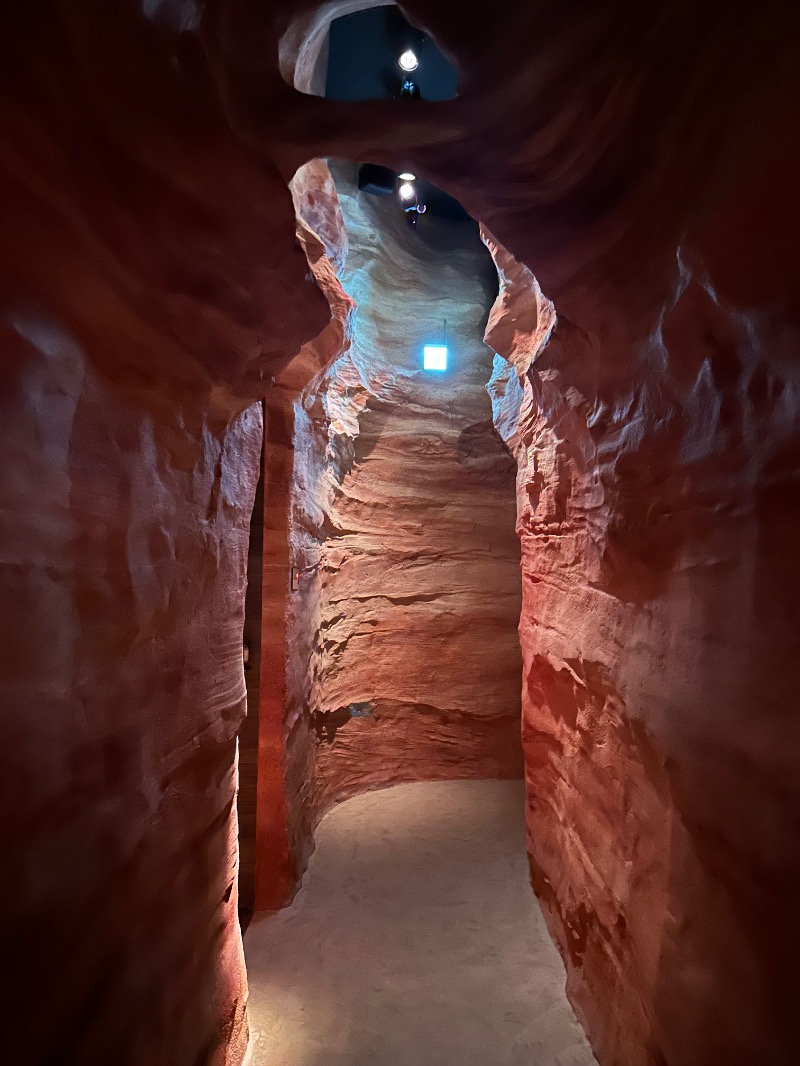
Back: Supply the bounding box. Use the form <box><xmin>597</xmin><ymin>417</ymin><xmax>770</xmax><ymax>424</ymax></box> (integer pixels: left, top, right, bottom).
<box><xmin>4</xmin><ymin>1</ymin><xmax>797</xmax><ymax>1064</ymax></box>
<box><xmin>239</xmin><ymin>0</ymin><xmax>511</xmax><ymax>918</ymax></box>
<box><xmin>236</xmin><ymin>5</ymin><xmax>594</xmax><ymax>1062</ymax></box>
<box><xmin>237</xmin><ymin>153</ymin><xmax>527</xmax><ymax>899</ymax></box>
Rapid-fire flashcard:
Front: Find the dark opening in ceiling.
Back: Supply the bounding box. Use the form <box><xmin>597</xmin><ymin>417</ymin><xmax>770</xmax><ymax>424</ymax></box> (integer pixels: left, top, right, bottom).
<box><xmin>325</xmin><ymin>8</ymin><xmax>469</xmax><ymax>225</ymax></box>
<box><xmin>325</xmin><ymin>6</ymin><xmax>458</xmax><ymax>103</ymax></box>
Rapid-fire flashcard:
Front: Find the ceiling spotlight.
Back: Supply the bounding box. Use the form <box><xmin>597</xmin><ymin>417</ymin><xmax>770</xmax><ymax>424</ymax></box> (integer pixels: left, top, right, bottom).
<box><xmin>398</xmin><ymin>49</ymin><xmax>419</xmax><ymax>72</ymax></box>
<box><xmin>398</xmin><ymin>182</ymin><xmax>416</xmax><ymax>201</ymax></box>
<box><xmin>398</xmin><ymin>172</ymin><xmax>416</xmax><ymax>181</ymax></box>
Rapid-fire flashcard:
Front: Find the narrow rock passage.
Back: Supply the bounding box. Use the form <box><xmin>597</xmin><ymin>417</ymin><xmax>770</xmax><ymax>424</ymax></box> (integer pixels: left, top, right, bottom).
<box><xmin>244</xmin><ymin>780</ymin><xmax>596</xmax><ymax>1065</ymax></box>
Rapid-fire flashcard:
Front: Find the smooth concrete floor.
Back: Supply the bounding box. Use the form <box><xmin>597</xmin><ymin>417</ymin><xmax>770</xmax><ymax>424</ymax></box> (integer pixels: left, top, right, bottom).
<box><xmin>244</xmin><ymin>780</ymin><xmax>597</xmax><ymax>1066</ymax></box>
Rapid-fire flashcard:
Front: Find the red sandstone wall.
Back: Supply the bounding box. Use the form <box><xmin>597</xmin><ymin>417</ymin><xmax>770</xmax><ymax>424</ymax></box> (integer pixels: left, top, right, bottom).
<box><xmin>0</xmin><ymin>313</ymin><xmax>260</xmax><ymax>1065</ymax></box>
<box><xmin>4</xmin><ymin>1</ymin><xmax>800</xmax><ymax>1064</ymax></box>
<box><xmin>0</xmin><ymin>5</ymin><xmax>329</xmax><ymax>1063</ymax></box>
<box><xmin>290</xmin><ymin>165</ymin><xmax>522</xmax><ymax>816</ymax></box>
<box><xmin>486</xmin><ymin>236</ymin><xmax>800</xmax><ymax>1066</ymax></box>
<box><xmin>248</xmin><ymin>161</ymin><xmax>355</xmax><ymax>909</ymax></box>
<box><xmin>264</xmin><ymin>4</ymin><xmax>800</xmax><ymax>1061</ymax></box>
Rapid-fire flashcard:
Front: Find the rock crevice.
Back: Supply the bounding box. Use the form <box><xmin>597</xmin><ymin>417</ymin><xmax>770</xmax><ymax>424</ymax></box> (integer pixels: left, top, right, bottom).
<box><xmin>282</xmin><ymin>162</ymin><xmax>524</xmax><ymax>829</ymax></box>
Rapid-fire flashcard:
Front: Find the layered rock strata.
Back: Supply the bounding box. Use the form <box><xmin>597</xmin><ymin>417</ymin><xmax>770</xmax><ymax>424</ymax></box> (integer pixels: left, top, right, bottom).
<box><xmin>286</xmin><ymin>164</ymin><xmax>522</xmax><ymax>819</ymax></box>
<box><xmin>2</xmin><ymin>2</ymin><xmax>800</xmax><ymax>1065</ymax></box>
<box><xmin>0</xmin><ymin>8</ymin><xmax>330</xmax><ymax>1063</ymax></box>
<box><xmin>485</xmin><ymin>238</ymin><xmax>800</xmax><ymax>1066</ymax></box>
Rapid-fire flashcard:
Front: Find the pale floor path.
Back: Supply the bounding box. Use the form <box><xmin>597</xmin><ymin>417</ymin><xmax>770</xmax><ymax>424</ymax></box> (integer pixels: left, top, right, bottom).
<box><xmin>244</xmin><ymin>780</ymin><xmax>597</xmax><ymax>1066</ymax></box>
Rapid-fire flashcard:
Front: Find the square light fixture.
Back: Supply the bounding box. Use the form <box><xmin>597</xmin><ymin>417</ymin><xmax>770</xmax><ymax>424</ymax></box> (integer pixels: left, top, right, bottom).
<box><xmin>423</xmin><ymin>344</ymin><xmax>448</xmax><ymax>371</ymax></box>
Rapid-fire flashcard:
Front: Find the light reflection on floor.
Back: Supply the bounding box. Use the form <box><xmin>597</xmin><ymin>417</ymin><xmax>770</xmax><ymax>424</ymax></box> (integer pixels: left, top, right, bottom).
<box><xmin>244</xmin><ymin>780</ymin><xmax>596</xmax><ymax>1066</ymax></box>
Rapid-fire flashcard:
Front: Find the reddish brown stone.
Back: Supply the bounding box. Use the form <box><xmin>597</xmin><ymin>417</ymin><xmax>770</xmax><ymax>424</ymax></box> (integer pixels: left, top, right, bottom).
<box><xmin>289</xmin><ymin>165</ymin><xmax>523</xmax><ymax>820</ymax></box>
<box><xmin>2</xmin><ymin>2</ymin><xmax>800</xmax><ymax>1065</ymax></box>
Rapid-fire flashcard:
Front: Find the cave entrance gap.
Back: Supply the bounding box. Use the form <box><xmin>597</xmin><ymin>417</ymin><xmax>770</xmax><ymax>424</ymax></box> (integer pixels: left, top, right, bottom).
<box><xmin>231</xmin><ymin>9</ymin><xmax>593</xmax><ymax>1064</ymax></box>
<box><xmin>237</xmin><ymin>0</ymin><xmax>523</xmax><ymax>927</ymax></box>
<box><xmin>292</xmin><ymin>155</ymin><xmax>524</xmax><ymax>805</ymax></box>
<box><xmin>239</xmin><ymin>150</ymin><xmax>572</xmax><ymax>1061</ymax></box>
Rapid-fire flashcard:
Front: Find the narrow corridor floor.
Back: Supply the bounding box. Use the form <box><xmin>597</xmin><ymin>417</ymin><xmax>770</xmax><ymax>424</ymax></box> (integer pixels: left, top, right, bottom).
<box><xmin>244</xmin><ymin>780</ymin><xmax>596</xmax><ymax>1066</ymax></box>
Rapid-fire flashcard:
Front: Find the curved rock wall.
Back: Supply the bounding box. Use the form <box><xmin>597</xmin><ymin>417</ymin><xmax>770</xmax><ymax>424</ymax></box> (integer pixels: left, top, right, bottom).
<box><xmin>0</xmin><ymin>6</ymin><xmax>330</xmax><ymax>1063</ymax></box>
<box><xmin>3</xmin><ymin>1</ymin><xmax>800</xmax><ymax>1064</ymax></box>
<box><xmin>247</xmin><ymin>159</ymin><xmax>355</xmax><ymax>911</ymax></box>
<box><xmin>485</xmin><ymin>237</ymin><xmax>800</xmax><ymax>1066</ymax></box>
<box><xmin>289</xmin><ymin>163</ymin><xmax>523</xmax><ymax>816</ymax></box>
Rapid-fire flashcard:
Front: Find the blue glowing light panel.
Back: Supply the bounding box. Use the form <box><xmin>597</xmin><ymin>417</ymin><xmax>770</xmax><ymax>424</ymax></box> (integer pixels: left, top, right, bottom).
<box><xmin>423</xmin><ymin>344</ymin><xmax>448</xmax><ymax>371</ymax></box>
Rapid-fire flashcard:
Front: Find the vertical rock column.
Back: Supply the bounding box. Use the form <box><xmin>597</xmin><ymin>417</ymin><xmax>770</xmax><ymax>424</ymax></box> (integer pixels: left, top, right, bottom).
<box><xmin>250</xmin><ymin>160</ymin><xmax>355</xmax><ymax>905</ymax></box>
<box><xmin>253</xmin><ymin>397</ymin><xmax>297</xmax><ymax>911</ymax></box>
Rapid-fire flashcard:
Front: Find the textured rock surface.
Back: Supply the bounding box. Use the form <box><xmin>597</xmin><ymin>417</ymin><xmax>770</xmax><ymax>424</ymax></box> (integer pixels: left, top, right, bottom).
<box><xmin>288</xmin><ymin>164</ymin><xmax>522</xmax><ymax>817</ymax></box>
<box><xmin>247</xmin><ymin>159</ymin><xmax>356</xmax><ymax>912</ymax></box>
<box><xmin>0</xmin><ymin>6</ymin><xmax>328</xmax><ymax>1064</ymax></box>
<box><xmin>0</xmin><ymin>314</ymin><xmax>262</xmax><ymax>1065</ymax></box>
<box><xmin>486</xmin><ymin>244</ymin><xmax>800</xmax><ymax>1066</ymax></box>
<box><xmin>269</xmin><ymin>5</ymin><xmax>800</xmax><ymax>1063</ymax></box>
<box><xmin>3</xmin><ymin>1</ymin><xmax>800</xmax><ymax>1065</ymax></box>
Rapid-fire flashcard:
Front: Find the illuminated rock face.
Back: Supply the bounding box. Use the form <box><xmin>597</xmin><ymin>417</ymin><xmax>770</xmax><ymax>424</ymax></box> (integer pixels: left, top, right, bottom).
<box><xmin>289</xmin><ymin>165</ymin><xmax>522</xmax><ymax>817</ymax></box>
<box><xmin>484</xmin><ymin>237</ymin><xmax>800</xmax><ymax>1066</ymax></box>
<box><xmin>2</xmin><ymin>2</ymin><xmax>800</xmax><ymax>1066</ymax></box>
<box><xmin>0</xmin><ymin>9</ymin><xmax>329</xmax><ymax>1064</ymax></box>
<box><xmin>0</xmin><ymin>309</ymin><xmax>262</xmax><ymax>1066</ymax></box>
